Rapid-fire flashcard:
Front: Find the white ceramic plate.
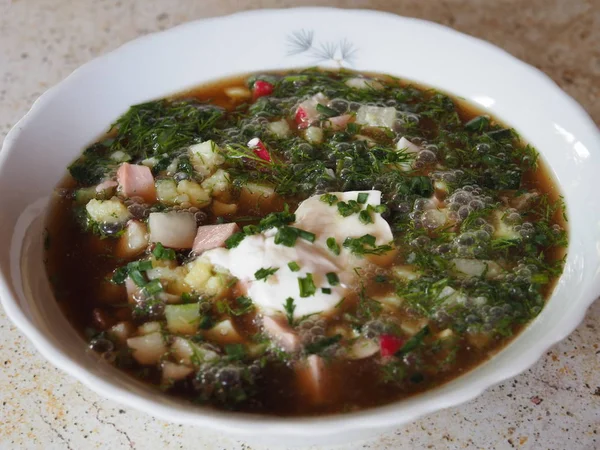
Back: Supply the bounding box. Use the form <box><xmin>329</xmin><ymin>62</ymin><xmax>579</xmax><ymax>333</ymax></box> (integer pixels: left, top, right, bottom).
<box><xmin>0</xmin><ymin>8</ymin><xmax>599</xmax><ymax>447</ymax></box>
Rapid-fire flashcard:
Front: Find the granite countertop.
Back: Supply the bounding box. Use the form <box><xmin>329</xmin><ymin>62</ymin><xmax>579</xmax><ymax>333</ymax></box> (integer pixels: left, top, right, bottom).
<box><xmin>0</xmin><ymin>1</ymin><xmax>598</xmax><ymax>449</ymax></box>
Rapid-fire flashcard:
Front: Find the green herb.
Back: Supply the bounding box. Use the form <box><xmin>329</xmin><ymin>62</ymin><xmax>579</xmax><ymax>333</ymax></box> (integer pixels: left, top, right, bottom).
<box><xmin>225</xmin><ymin>232</ymin><xmax>246</xmax><ymax>249</ymax></box>
<box><xmin>255</xmin><ymin>267</ymin><xmax>279</xmax><ymax>281</ymax></box>
<box><xmin>321</xmin><ymin>288</ymin><xmax>332</xmax><ymax>294</ymax></box>
<box><xmin>395</xmin><ymin>326</ymin><xmax>431</xmax><ymax>357</ymax></box>
<box><xmin>284</xmin><ymin>297</ymin><xmax>296</xmax><ymax>325</ymax></box>
<box><xmin>320</xmin><ymin>193</ymin><xmax>338</xmax><ymax>205</ymax></box>
<box><xmin>343</xmin><ymin>234</ymin><xmax>393</xmax><ymax>256</ymax></box>
<box><xmin>225</xmin><ymin>343</ymin><xmax>246</xmax><ymax>360</ymax></box>
<box><xmin>359</xmin><ymin>209</ymin><xmax>373</xmax><ymax>224</ymax></box>
<box><xmin>464</xmin><ymin>115</ymin><xmax>489</xmax><ymax>132</ymax></box>
<box><xmin>316</xmin><ymin>103</ymin><xmax>339</xmax><ymax>118</ymax></box>
<box><xmin>337</xmin><ymin>200</ymin><xmax>362</xmax><ymax>217</ymax></box>
<box><xmin>288</xmin><ymin>261</ymin><xmax>300</xmax><ymax>272</ymax></box>
<box><xmin>218</xmin><ymin>296</ymin><xmax>255</xmax><ymax>316</ymax></box>
<box><xmin>142</xmin><ymin>279</ymin><xmax>163</xmax><ymax>296</ymax></box>
<box><xmin>357</xmin><ymin>192</ymin><xmax>369</xmax><ymax>204</ymax></box>
<box><xmin>326</xmin><ymin>237</ymin><xmax>341</xmax><ymax>255</ymax></box>
<box><xmin>298</xmin><ymin>273</ymin><xmax>317</xmax><ymax>297</ymax></box>
<box><xmin>326</xmin><ymin>272</ymin><xmax>339</xmax><ymax>286</ymax></box>
<box><xmin>274</xmin><ymin>226</ymin><xmax>316</xmax><ymax>247</ymax></box>
<box><xmin>305</xmin><ymin>334</ymin><xmax>342</xmax><ymax>354</ymax></box>
<box><xmin>152</xmin><ymin>242</ymin><xmax>176</xmax><ymax>260</ymax></box>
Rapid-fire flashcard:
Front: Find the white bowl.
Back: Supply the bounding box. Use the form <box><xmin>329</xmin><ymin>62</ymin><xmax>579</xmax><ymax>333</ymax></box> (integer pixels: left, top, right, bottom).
<box><xmin>0</xmin><ymin>8</ymin><xmax>599</xmax><ymax>447</ymax></box>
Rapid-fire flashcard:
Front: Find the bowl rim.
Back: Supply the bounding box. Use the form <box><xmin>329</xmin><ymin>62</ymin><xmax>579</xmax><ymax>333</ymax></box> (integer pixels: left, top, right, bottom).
<box><xmin>1</xmin><ymin>6</ymin><xmax>599</xmax><ymax>437</ymax></box>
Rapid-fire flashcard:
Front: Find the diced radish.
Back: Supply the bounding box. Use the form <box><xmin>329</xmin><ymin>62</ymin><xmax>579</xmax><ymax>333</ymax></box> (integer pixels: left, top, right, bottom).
<box><xmin>117</xmin><ymin>220</ymin><xmax>148</xmax><ymax>258</ymax></box>
<box><xmin>396</xmin><ymin>136</ymin><xmax>421</xmax><ymax>154</ymax></box>
<box><xmin>127</xmin><ymin>332</ymin><xmax>167</xmax><ymax>365</ymax></box>
<box><xmin>148</xmin><ymin>211</ymin><xmax>197</xmax><ymax>249</ymax></box>
<box><xmin>161</xmin><ymin>361</ymin><xmax>193</xmax><ymax>383</ymax></box>
<box><xmin>296</xmin><ymin>355</ymin><xmax>326</xmax><ymax>404</ymax></box>
<box><xmin>108</xmin><ymin>321</ymin><xmax>135</xmax><ymax>343</ymax></box>
<box><xmin>356</xmin><ymin>105</ymin><xmax>396</xmax><ymax>129</ymax></box>
<box><xmin>171</xmin><ymin>337</ymin><xmax>219</xmax><ymax>365</ymax></box>
<box><xmin>326</xmin><ymin>114</ymin><xmax>353</xmax><ymax>131</ymax></box>
<box><xmin>116</xmin><ymin>162</ymin><xmax>157</xmax><ymax>203</ymax></box>
<box><xmin>252</xmin><ymin>80</ymin><xmax>274</xmax><ymax>100</ymax></box>
<box><xmin>295</xmin><ymin>107</ymin><xmax>309</xmax><ymax>129</ymax></box>
<box><xmin>95</xmin><ymin>180</ymin><xmax>118</xmax><ymax>194</ymax></box>
<box><xmin>247</xmin><ymin>138</ymin><xmax>271</xmax><ymax>162</ymax></box>
<box><xmin>263</xmin><ymin>315</ymin><xmax>301</xmax><ymax>352</ymax></box>
<box><xmin>379</xmin><ymin>334</ymin><xmax>404</xmax><ymax>357</ymax></box>
<box><xmin>192</xmin><ymin>223</ymin><xmax>240</xmax><ymax>254</ymax></box>
<box><xmin>138</xmin><ymin>321</ymin><xmax>161</xmax><ymax>335</ymax></box>
<box><xmin>295</xmin><ymin>93</ymin><xmax>329</xmax><ymax>129</ymax></box>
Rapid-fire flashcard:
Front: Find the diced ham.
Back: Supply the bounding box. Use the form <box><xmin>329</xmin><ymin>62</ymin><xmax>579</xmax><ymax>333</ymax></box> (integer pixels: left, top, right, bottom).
<box><xmin>117</xmin><ymin>162</ymin><xmax>157</xmax><ymax>203</ymax></box>
<box><xmin>192</xmin><ymin>223</ymin><xmax>240</xmax><ymax>254</ymax></box>
<box><xmin>296</xmin><ymin>355</ymin><xmax>326</xmax><ymax>404</ymax></box>
<box><xmin>95</xmin><ymin>180</ymin><xmax>118</xmax><ymax>193</ymax></box>
<box><xmin>148</xmin><ymin>212</ymin><xmax>197</xmax><ymax>249</ymax></box>
<box><xmin>326</xmin><ymin>114</ymin><xmax>353</xmax><ymax>131</ymax></box>
<box><xmin>262</xmin><ymin>315</ymin><xmax>301</xmax><ymax>352</ymax></box>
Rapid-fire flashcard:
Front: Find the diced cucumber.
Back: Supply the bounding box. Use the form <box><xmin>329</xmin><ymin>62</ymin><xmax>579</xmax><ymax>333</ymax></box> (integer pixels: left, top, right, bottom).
<box><xmin>74</xmin><ymin>187</ymin><xmax>97</xmax><ymax>205</ymax></box>
<box><xmin>165</xmin><ymin>303</ymin><xmax>200</xmax><ymax>334</ymax></box>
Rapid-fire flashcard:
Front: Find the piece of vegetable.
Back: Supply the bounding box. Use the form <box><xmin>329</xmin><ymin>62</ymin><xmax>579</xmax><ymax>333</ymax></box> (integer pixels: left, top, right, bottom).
<box><xmin>247</xmin><ymin>138</ymin><xmax>271</xmax><ymax>162</ymax></box>
<box><xmin>252</xmin><ymin>80</ymin><xmax>274</xmax><ymax>100</ymax></box>
<box><xmin>165</xmin><ymin>303</ymin><xmax>200</xmax><ymax>334</ymax></box>
<box><xmin>379</xmin><ymin>334</ymin><xmax>404</xmax><ymax>357</ymax></box>
<box><xmin>148</xmin><ymin>211</ymin><xmax>197</xmax><ymax>249</ymax></box>
<box><xmin>127</xmin><ymin>332</ymin><xmax>167</xmax><ymax>365</ymax></box>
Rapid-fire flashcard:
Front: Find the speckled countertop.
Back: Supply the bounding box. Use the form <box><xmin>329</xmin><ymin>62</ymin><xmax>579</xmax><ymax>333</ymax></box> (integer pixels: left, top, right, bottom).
<box><xmin>1</xmin><ymin>1</ymin><xmax>599</xmax><ymax>449</ymax></box>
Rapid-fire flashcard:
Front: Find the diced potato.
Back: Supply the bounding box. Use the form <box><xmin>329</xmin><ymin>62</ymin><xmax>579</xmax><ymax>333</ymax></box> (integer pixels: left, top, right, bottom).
<box><xmin>184</xmin><ymin>257</ymin><xmax>230</xmax><ymax>298</ymax></box>
<box><xmin>165</xmin><ymin>303</ymin><xmax>200</xmax><ymax>335</ymax></box>
<box><xmin>138</xmin><ymin>321</ymin><xmax>161</xmax><ymax>335</ymax></box>
<box><xmin>356</xmin><ymin>105</ymin><xmax>396</xmax><ymax>129</ymax></box>
<box><xmin>267</xmin><ymin>119</ymin><xmax>290</xmax><ymax>138</ymax></box>
<box><xmin>141</xmin><ymin>157</ymin><xmax>158</xmax><ymax>168</ymax></box>
<box><xmin>108</xmin><ymin>321</ymin><xmax>135</xmax><ymax>343</ymax></box>
<box><xmin>239</xmin><ymin>182</ymin><xmax>277</xmax><ymax>211</ymax></box>
<box><xmin>437</xmin><ymin>329</ymin><xmax>454</xmax><ymax>340</ymax></box>
<box><xmin>211</xmin><ymin>200</ymin><xmax>238</xmax><ymax>216</ymax></box>
<box><xmin>127</xmin><ymin>332</ymin><xmax>167</xmax><ymax>365</ymax></box>
<box><xmin>161</xmin><ymin>361</ymin><xmax>193</xmax><ymax>383</ymax></box>
<box><xmin>224</xmin><ymin>86</ymin><xmax>251</xmax><ymax>100</ymax></box>
<box><xmin>156</xmin><ymin>179</ymin><xmax>179</xmax><ymax>205</ymax></box>
<box><xmin>117</xmin><ymin>220</ymin><xmax>148</xmax><ymax>258</ymax></box>
<box><xmin>346</xmin><ymin>338</ymin><xmax>380</xmax><ymax>360</ymax></box>
<box><xmin>177</xmin><ymin>180</ymin><xmax>210</xmax><ymax>207</ymax></box>
<box><xmin>204</xmin><ymin>319</ymin><xmax>244</xmax><ymax>344</ymax></box>
<box><xmin>200</xmin><ymin>169</ymin><xmax>231</xmax><ymax>199</ymax></box>
<box><xmin>304</xmin><ymin>126</ymin><xmax>323</xmax><ymax>144</ymax></box>
<box><xmin>86</xmin><ymin>198</ymin><xmax>131</xmax><ymax>224</ymax></box>
<box><xmin>171</xmin><ymin>337</ymin><xmax>219</xmax><ymax>365</ymax></box>
<box><xmin>189</xmin><ymin>140</ymin><xmax>225</xmax><ymax>177</ymax></box>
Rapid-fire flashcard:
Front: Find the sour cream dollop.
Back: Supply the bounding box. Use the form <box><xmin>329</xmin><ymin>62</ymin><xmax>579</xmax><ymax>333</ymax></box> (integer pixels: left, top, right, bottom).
<box><xmin>204</xmin><ymin>191</ymin><xmax>393</xmax><ymax>317</ymax></box>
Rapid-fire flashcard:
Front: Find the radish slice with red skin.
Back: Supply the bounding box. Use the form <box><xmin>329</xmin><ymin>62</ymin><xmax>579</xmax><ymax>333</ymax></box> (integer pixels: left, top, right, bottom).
<box><xmin>379</xmin><ymin>334</ymin><xmax>404</xmax><ymax>357</ymax></box>
<box><xmin>248</xmin><ymin>138</ymin><xmax>271</xmax><ymax>162</ymax></box>
<box><xmin>252</xmin><ymin>80</ymin><xmax>274</xmax><ymax>100</ymax></box>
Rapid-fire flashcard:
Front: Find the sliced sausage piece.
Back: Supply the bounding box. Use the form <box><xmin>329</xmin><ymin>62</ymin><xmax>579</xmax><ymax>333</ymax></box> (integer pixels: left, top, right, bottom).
<box><xmin>262</xmin><ymin>315</ymin><xmax>301</xmax><ymax>353</ymax></box>
<box><xmin>117</xmin><ymin>162</ymin><xmax>157</xmax><ymax>203</ymax></box>
<box><xmin>148</xmin><ymin>212</ymin><xmax>197</xmax><ymax>249</ymax></box>
<box><xmin>192</xmin><ymin>223</ymin><xmax>240</xmax><ymax>254</ymax></box>
<box><xmin>296</xmin><ymin>354</ymin><xmax>326</xmax><ymax>404</ymax></box>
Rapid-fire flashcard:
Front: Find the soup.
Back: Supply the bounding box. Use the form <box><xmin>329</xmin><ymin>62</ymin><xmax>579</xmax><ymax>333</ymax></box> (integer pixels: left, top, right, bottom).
<box><xmin>45</xmin><ymin>69</ymin><xmax>567</xmax><ymax>415</ymax></box>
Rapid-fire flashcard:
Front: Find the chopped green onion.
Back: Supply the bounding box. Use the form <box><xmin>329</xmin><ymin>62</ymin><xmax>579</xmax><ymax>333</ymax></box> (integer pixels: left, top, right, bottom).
<box><xmin>321</xmin><ymin>288</ymin><xmax>332</xmax><ymax>294</ymax></box>
<box><xmin>129</xmin><ymin>270</ymin><xmax>146</xmax><ymax>287</ymax></box>
<box><xmin>152</xmin><ymin>242</ymin><xmax>176</xmax><ymax>260</ymax></box>
<box><xmin>143</xmin><ymin>279</ymin><xmax>163</xmax><ymax>296</ymax></box>
<box><xmin>284</xmin><ymin>297</ymin><xmax>296</xmax><ymax>325</ymax></box>
<box><xmin>359</xmin><ymin>210</ymin><xmax>373</xmax><ymax>224</ymax></box>
<box><xmin>316</xmin><ymin>103</ymin><xmax>339</xmax><ymax>118</ymax></box>
<box><xmin>288</xmin><ymin>261</ymin><xmax>301</xmax><ymax>272</ymax></box>
<box><xmin>326</xmin><ymin>272</ymin><xmax>339</xmax><ymax>286</ymax></box>
<box><xmin>297</xmin><ymin>228</ymin><xmax>316</xmax><ymax>243</ymax></box>
<box><xmin>326</xmin><ymin>237</ymin><xmax>341</xmax><ymax>255</ymax></box>
<box><xmin>225</xmin><ymin>232</ymin><xmax>245</xmax><ymax>249</ymax></box>
<box><xmin>357</xmin><ymin>192</ymin><xmax>369</xmax><ymax>204</ymax></box>
<box><xmin>298</xmin><ymin>273</ymin><xmax>316</xmax><ymax>297</ymax></box>
<box><xmin>320</xmin><ymin>193</ymin><xmax>338</xmax><ymax>205</ymax></box>
<box><xmin>274</xmin><ymin>226</ymin><xmax>298</xmax><ymax>247</ymax></box>
<box><xmin>255</xmin><ymin>267</ymin><xmax>279</xmax><ymax>281</ymax></box>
